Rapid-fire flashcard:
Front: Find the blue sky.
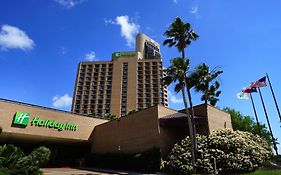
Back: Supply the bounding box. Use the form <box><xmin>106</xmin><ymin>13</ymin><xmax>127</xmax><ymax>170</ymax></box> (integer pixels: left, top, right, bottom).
<box><xmin>1</xmin><ymin>0</ymin><xmax>281</xmax><ymax>153</ymax></box>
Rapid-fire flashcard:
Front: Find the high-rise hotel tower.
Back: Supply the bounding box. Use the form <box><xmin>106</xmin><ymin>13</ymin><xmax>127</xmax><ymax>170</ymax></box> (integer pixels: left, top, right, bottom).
<box><xmin>71</xmin><ymin>34</ymin><xmax>168</xmax><ymax>117</ymax></box>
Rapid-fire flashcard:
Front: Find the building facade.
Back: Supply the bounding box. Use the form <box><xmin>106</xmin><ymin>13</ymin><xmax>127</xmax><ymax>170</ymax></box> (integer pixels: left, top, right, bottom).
<box><xmin>71</xmin><ymin>34</ymin><xmax>168</xmax><ymax>117</ymax></box>
<box><xmin>0</xmin><ymin>98</ymin><xmax>232</xmax><ymax>163</ymax></box>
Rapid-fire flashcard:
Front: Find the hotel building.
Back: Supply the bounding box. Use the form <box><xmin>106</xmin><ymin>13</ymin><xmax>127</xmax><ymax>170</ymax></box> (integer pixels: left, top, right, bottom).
<box><xmin>0</xmin><ymin>34</ymin><xmax>232</xmax><ymax>170</ymax></box>
<box><xmin>0</xmin><ymin>98</ymin><xmax>232</xmax><ymax>164</ymax></box>
<box><xmin>71</xmin><ymin>34</ymin><xmax>168</xmax><ymax>117</ymax></box>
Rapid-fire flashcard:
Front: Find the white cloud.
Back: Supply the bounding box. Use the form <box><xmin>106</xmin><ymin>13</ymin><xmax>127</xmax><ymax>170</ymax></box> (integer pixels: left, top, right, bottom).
<box><xmin>170</xmin><ymin>95</ymin><xmax>183</xmax><ymax>103</ymax></box>
<box><xmin>168</xmin><ymin>90</ymin><xmax>183</xmax><ymax>104</ymax></box>
<box><xmin>116</xmin><ymin>16</ymin><xmax>140</xmax><ymax>47</ymax></box>
<box><xmin>190</xmin><ymin>6</ymin><xmax>198</xmax><ymax>14</ymax></box>
<box><xmin>105</xmin><ymin>15</ymin><xmax>140</xmax><ymax>47</ymax></box>
<box><xmin>52</xmin><ymin>94</ymin><xmax>72</xmax><ymax>108</ymax></box>
<box><xmin>85</xmin><ymin>51</ymin><xmax>96</xmax><ymax>61</ymax></box>
<box><xmin>54</xmin><ymin>0</ymin><xmax>86</xmax><ymax>8</ymax></box>
<box><xmin>104</xmin><ymin>18</ymin><xmax>115</xmax><ymax>25</ymax></box>
<box><xmin>0</xmin><ymin>25</ymin><xmax>34</xmax><ymax>51</ymax></box>
<box><xmin>173</xmin><ymin>0</ymin><xmax>178</xmax><ymax>4</ymax></box>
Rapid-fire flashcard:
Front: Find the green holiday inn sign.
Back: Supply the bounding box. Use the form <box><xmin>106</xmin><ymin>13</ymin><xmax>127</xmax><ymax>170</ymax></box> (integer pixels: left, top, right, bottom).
<box><xmin>13</xmin><ymin>112</ymin><xmax>78</xmax><ymax>131</ymax></box>
<box><xmin>113</xmin><ymin>52</ymin><xmax>136</xmax><ymax>58</ymax></box>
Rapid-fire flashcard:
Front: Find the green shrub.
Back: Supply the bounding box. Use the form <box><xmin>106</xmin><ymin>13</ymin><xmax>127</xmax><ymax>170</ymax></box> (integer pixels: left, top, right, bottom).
<box><xmin>166</xmin><ymin>129</ymin><xmax>272</xmax><ymax>174</ymax></box>
<box><xmin>29</xmin><ymin>146</ymin><xmax>51</xmax><ymax>165</ymax></box>
<box><xmin>0</xmin><ymin>144</ymin><xmax>25</xmax><ymax>169</ymax></box>
<box><xmin>0</xmin><ymin>167</ymin><xmax>12</xmax><ymax>175</ymax></box>
<box><xmin>13</xmin><ymin>146</ymin><xmax>51</xmax><ymax>175</ymax></box>
<box><xmin>271</xmin><ymin>155</ymin><xmax>281</xmax><ymax>165</ymax></box>
<box><xmin>0</xmin><ymin>145</ymin><xmax>51</xmax><ymax>175</ymax></box>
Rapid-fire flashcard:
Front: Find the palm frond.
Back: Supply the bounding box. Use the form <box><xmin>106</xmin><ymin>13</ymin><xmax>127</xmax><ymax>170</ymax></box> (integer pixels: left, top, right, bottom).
<box><xmin>174</xmin><ymin>83</ymin><xmax>182</xmax><ymax>93</ymax></box>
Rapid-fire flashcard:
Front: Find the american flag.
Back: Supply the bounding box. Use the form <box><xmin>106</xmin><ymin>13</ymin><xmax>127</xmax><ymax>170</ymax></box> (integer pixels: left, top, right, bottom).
<box><xmin>251</xmin><ymin>76</ymin><xmax>267</xmax><ymax>88</ymax></box>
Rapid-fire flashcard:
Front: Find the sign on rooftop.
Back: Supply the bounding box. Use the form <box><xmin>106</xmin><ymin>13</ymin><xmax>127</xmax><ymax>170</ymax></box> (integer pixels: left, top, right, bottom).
<box><xmin>113</xmin><ymin>52</ymin><xmax>136</xmax><ymax>58</ymax></box>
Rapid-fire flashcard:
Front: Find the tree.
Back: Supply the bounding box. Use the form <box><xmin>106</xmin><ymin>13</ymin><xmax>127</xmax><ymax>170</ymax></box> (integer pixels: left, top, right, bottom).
<box><xmin>127</xmin><ymin>109</ymin><xmax>138</xmax><ymax>115</ymax></box>
<box><xmin>163</xmin><ymin>57</ymin><xmax>197</xmax><ymax>168</ymax></box>
<box><xmin>166</xmin><ymin>129</ymin><xmax>271</xmax><ymax>174</ymax></box>
<box><xmin>192</xmin><ymin>63</ymin><xmax>223</xmax><ymax>106</ymax></box>
<box><xmin>87</xmin><ymin>112</ymin><xmax>96</xmax><ymax>118</ymax></box>
<box><xmin>163</xmin><ymin>17</ymin><xmax>199</xmax><ymax>170</ymax></box>
<box><xmin>163</xmin><ymin>17</ymin><xmax>199</xmax><ymax>59</ymax></box>
<box><xmin>101</xmin><ymin>113</ymin><xmax>117</xmax><ymax>121</ymax></box>
<box><xmin>223</xmin><ymin>107</ymin><xmax>272</xmax><ymax>145</ymax></box>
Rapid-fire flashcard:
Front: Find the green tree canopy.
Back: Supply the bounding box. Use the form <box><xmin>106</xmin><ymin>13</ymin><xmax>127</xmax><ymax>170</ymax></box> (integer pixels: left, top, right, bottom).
<box><xmin>223</xmin><ymin>107</ymin><xmax>272</xmax><ymax>145</ymax></box>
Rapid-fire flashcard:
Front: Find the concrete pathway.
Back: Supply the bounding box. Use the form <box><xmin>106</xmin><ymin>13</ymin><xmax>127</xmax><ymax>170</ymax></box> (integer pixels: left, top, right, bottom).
<box><xmin>42</xmin><ymin>168</ymin><xmax>112</xmax><ymax>175</ymax></box>
<box><xmin>41</xmin><ymin>167</ymin><xmax>149</xmax><ymax>175</ymax></box>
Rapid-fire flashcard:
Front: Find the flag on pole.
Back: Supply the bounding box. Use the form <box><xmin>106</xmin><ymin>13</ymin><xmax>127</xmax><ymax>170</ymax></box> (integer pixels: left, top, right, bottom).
<box><xmin>237</xmin><ymin>92</ymin><xmax>249</xmax><ymax>100</ymax></box>
<box><xmin>242</xmin><ymin>86</ymin><xmax>257</xmax><ymax>93</ymax></box>
<box><xmin>251</xmin><ymin>76</ymin><xmax>267</xmax><ymax>88</ymax></box>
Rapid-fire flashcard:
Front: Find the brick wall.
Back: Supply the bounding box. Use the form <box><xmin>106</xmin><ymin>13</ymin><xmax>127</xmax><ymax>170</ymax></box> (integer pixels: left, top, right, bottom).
<box><xmin>91</xmin><ymin>106</ymin><xmax>161</xmax><ymax>154</ymax></box>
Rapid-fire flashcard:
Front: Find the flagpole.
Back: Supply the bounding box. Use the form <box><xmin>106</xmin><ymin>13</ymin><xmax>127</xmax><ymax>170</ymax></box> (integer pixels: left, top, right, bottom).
<box><xmin>258</xmin><ymin>87</ymin><xmax>279</xmax><ymax>155</ymax></box>
<box><xmin>249</xmin><ymin>93</ymin><xmax>261</xmax><ymax>136</ymax></box>
<box><xmin>266</xmin><ymin>73</ymin><xmax>281</xmax><ymax>124</ymax></box>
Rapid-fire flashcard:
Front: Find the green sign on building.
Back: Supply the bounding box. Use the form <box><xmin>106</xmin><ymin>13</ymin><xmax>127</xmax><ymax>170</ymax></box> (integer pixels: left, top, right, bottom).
<box><xmin>31</xmin><ymin>117</ymin><xmax>78</xmax><ymax>131</ymax></box>
<box><xmin>114</xmin><ymin>52</ymin><xmax>121</xmax><ymax>58</ymax></box>
<box><xmin>12</xmin><ymin>112</ymin><xmax>78</xmax><ymax>132</ymax></box>
<box><xmin>13</xmin><ymin>112</ymin><xmax>30</xmax><ymax>126</ymax></box>
<box><xmin>113</xmin><ymin>52</ymin><xmax>136</xmax><ymax>58</ymax></box>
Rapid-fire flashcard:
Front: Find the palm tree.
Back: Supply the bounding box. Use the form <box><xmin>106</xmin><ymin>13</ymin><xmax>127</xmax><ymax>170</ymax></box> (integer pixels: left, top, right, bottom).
<box><xmin>163</xmin><ymin>17</ymin><xmax>199</xmax><ymax>59</ymax></box>
<box><xmin>192</xmin><ymin>63</ymin><xmax>223</xmax><ymax>106</ymax></box>
<box><xmin>163</xmin><ymin>57</ymin><xmax>197</xmax><ymax>169</ymax></box>
<box><xmin>204</xmin><ymin>80</ymin><xmax>221</xmax><ymax>106</ymax></box>
<box><xmin>163</xmin><ymin>17</ymin><xmax>199</xmax><ymax>170</ymax></box>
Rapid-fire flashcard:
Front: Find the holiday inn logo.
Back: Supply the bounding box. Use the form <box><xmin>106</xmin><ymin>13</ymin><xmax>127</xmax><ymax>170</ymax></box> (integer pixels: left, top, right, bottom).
<box><xmin>12</xmin><ymin>111</ymin><xmax>78</xmax><ymax>132</ymax></box>
<box><xmin>114</xmin><ymin>52</ymin><xmax>121</xmax><ymax>58</ymax></box>
<box><xmin>113</xmin><ymin>52</ymin><xmax>136</xmax><ymax>58</ymax></box>
<box><xmin>13</xmin><ymin>112</ymin><xmax>30</xmax><ymax>126</ymax></box>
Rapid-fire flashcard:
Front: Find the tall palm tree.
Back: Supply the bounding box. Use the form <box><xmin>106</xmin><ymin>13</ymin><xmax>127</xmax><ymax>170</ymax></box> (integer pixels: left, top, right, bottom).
<box><xmin>163</xmin><ymin>57</ymin><xmax>197</xmax><ymax>169</ymax></box>
<box><xmin>163</xmin><ymin>17</ymin><xmax>199</xmax><ymax>59</ymax></box>
<box><xmin>163</xmin><ymin>17</ymin><xmax>199</xmax><ymax>170</ymax></box>
<box><xmin>192</xmin><ymin>63</ymin><xmax>223</xmax><ymax>106</ymax></box>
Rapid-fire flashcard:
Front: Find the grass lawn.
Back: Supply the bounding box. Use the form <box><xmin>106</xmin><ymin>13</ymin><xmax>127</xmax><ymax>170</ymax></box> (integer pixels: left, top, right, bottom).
<box><xmin>243</xmin><ymin>169</ymin><xmax>281</xmax><ymax>175</ymax></box>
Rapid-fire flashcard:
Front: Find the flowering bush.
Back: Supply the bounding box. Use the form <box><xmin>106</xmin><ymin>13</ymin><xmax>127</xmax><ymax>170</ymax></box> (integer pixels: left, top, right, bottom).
<box><xmin>166</xmin><ymin>129</ymin><xmax>272</xmax><ymax>174</ymax></box>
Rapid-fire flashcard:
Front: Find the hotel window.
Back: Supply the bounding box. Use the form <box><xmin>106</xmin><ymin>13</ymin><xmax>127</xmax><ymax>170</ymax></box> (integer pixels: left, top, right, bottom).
<box><xmin>120</xmin><ymin>63</ymin><xmax>128</xmax><ymax>117</ymax></box>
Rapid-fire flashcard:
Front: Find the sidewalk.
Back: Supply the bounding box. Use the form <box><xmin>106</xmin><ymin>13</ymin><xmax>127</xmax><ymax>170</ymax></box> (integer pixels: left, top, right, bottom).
<box><xmin>42</xmin><ymin>167</ymin><xmax>164</xmax><ymax>175</ymax></box>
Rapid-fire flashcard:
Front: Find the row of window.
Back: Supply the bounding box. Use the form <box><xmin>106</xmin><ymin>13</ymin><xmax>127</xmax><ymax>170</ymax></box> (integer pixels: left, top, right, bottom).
<box><xmin>120</xmin><ymin>63</ymin><xmax>128</xmax><ymax>117</ymax></box>
<box><xmin>81</xmin><ymin>63</ymin><xmax>113</xmax><ymax>69</ymax></box>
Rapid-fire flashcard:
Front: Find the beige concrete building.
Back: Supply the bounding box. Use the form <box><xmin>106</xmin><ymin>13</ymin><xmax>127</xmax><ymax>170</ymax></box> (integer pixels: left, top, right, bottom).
<box><xmin>92</xmin><ymin>104</ymin><xmax>232</xmax><ymax>157</ymax></box>
<box><xmin>0</xmin><ymin>98</ymin><xmax>107</xmax><ymax>144</ymax></box>
<box><xmin>71</xmin><ymin>34</ymin><xmax>168</xmax><ymax>117</ymax></box>
<box><xmin>0</xmin><ymin>98</ymin><xmax>232</xmax><ymax>162</ymax></box>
